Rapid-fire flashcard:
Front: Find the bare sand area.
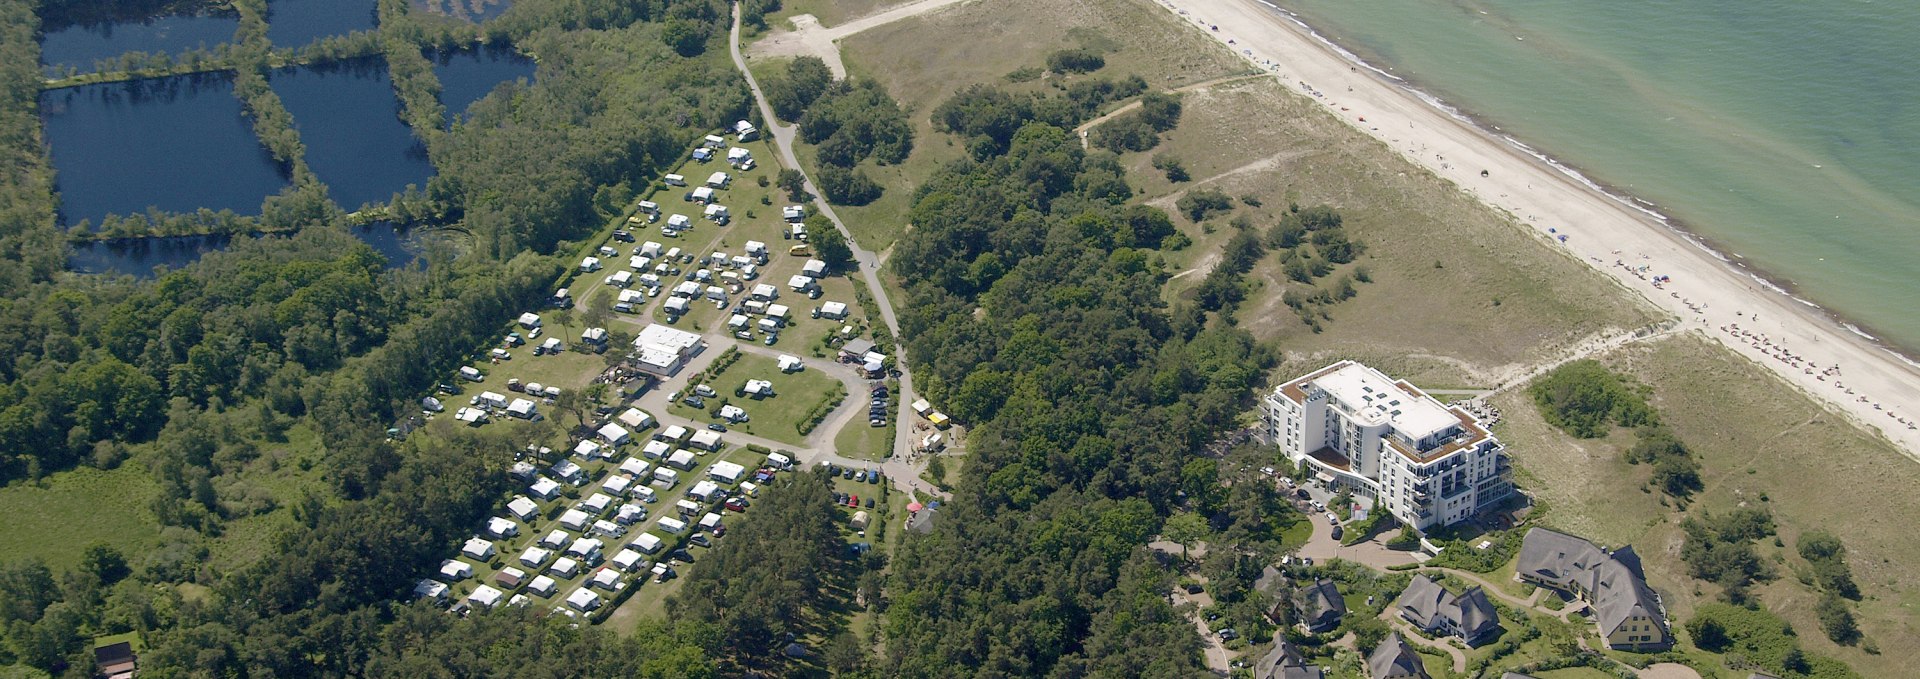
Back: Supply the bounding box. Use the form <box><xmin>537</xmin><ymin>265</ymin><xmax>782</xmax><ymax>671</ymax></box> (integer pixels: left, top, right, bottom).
<box><xmin>1164</xmin><ymin>0</ymin><xmax>1920</xmax><ymax>455</ymax></box>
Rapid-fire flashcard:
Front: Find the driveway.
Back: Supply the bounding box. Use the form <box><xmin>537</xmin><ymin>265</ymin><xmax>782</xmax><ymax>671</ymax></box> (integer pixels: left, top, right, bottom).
<box><xmin>1296</xmin><ymin>502</ymin><xmax>1421</xmax><ymax>570</ymax></box>
<box><xmin>731</xmin><ymin>7</ymin><xmax>947</xmax><ymax>501</ymax></box>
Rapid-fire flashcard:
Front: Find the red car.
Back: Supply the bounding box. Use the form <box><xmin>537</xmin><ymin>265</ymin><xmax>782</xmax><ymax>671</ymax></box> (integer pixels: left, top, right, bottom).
<box><xmin>725</xmin><ymin>498</ymin><xmax>748</xmax><ymax>512</ymax></box>
<box><xmin>846</xmin><ymin>495</ymin><xmax>858</xmax><ymax>507</ymax></box>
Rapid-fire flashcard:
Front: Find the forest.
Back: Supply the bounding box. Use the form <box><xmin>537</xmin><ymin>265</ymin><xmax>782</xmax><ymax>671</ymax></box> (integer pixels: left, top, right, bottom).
<box><xmin>0</xmin><ymin>0</ymin><xmax>752</xmax><ymax>674</ymax></box>
<box><xmin>878</xmin><ymin>81</ymin><xmax>1279</xmax><ymax>674</ymax></box>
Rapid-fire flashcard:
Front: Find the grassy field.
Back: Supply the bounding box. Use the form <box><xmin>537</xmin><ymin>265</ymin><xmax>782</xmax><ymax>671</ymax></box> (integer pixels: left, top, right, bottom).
<box><xmin>833</xmin><ymin>414</ymin><xmax>891</xmax><ymax>460</ymax></box>
<box><xmin>1120</xmin><ymin>76</ymin><xmax>1657</xmax><ymax>386</ymax></box>
<box><xmin>1493</xmin><ymin>333</ymin><xmax>1918</xmax><ymax>678</ymax></box>
<box><xmin>0</xmin><ymin>466</ymin><xmax>160</xmax><ymax>570</ymax></box>
<box><xmin>669</xmin><ymin>353</ymin><xmax>845</xmax><ymax>445</ymax></box>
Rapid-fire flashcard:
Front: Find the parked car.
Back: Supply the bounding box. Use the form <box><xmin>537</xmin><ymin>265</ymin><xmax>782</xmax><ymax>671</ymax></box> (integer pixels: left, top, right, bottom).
<box><xmin>841</xmin><ymin>468</ymin><xmax>854</xmax><ymax>479</ymax></box>
<box><xmin>612</xmin><ymin>230</ymin><xmax>635</xmax><ymax>242</ymax></box>
<box><xmin>614</xmin><ymin>302</ymin><xmax>635</xmax><ymax>313</ymax></box>
<box><xmin>854</xmin><ymin>470</ymin><xmax>867</xmax><ymax>482</ymax></box>
<box><xmin>867</xmin><ymin>471</ymin><xmax>879</xmax><ymax>485</ymax></box>
<box><xmin>706</xmin><ymin>423</ymin><xmax>727</xmax><ymax>432</ymax></box>
<box><xmin>689</xmin><ymin>534</ymin><xmax>711</xmax><ymax>548</ymax></box>
<box><xmin>725</xmin><ymin>498</ymin><xmax>748</xmax><ymax>512</ymax></box>
<box><xmin>864</xmin><ymin>497</ymin><xmax>874</xmax><ymax>508</ymax></box>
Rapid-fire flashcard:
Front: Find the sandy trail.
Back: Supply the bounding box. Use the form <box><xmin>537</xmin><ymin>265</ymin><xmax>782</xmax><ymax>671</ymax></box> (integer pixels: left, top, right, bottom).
<box><xmin>1162</xmin><ymin>0</ymin><xmax>1920</xmax><ymax>456</ymax></box>
<box><xmin>749</xmin><ymin>0</ymin><xmax>981</xmax><ymax>77</ymax></box>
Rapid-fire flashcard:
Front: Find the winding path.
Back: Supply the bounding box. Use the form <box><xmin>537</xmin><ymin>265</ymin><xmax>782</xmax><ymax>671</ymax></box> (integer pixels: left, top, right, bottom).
<box><xmin>731</xmin><ymin>7</ymin><xmax>947</xmax><ymax>500</ymax></box>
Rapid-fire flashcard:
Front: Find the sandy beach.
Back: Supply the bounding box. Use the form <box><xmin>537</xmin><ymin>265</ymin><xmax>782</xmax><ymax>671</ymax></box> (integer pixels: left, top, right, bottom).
<box><xmin>1160</xmin><ymin>0</ymin><xmax>1920</xmax><ymax>456</ymax></box>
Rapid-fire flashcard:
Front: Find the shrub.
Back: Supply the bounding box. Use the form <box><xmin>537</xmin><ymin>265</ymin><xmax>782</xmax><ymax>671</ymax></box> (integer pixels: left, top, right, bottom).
<box><xmin>1139</xmin><ymin>92</ymin><xmax>1182</xmax><ymax>131</ymax></box>
<box><xmin>1046</xmin><ymin>48</ymin><xmax>1105</xmax><ymax>73</ymax></box>
<box><xmin>1176</xmin><ymin>189</ymin><xmax>1233</xmax><ymax>222</ymax></box>
<box><xmin>1090</xmin><ymin>113</ymin><xmax>1158</xmax><ymax>153</ymax></box>
<box><xmin>1528</xmin><ymin>360</ymin><xmax>1657</xmax><ymax>438</ymax></box>
<box><xmin>1152</xmin><ymin>153</ymin><xmax>1189</xmax><ymax>182</ymax></box>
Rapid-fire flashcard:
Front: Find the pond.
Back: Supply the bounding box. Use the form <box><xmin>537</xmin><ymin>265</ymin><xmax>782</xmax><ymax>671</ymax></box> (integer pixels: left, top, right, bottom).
<box><xmin>39</xmin><ymin>5</ymin><xmax>237</xmax><ymax>76</ymax></box>
<box><xmin>40</xmin><ymin>72</ymin><xmax>290</xmax><ymax>227</ymax></box>
<box><xmin>70</xmin><ymin>221</ymin><xmax>427</xmax><ymax>279</ymax></box>
<box><xmin>431</xmin><ymin>43</ymin><xmax>534</xmax><ymax>123</ymax></box>
<box><xmin>269</xmin><ymin>56</ymin><xmax>434</xmax><ymax>211</ymax></box>
<box><xmin>412</xmin><ymin>0</ymin><xmax>513</xmax><ymax>24</ymax></box>
<box><xmin>266</xmin><ymin>0</ymin><xmax>379</xmax><ymax>50</ymax></box>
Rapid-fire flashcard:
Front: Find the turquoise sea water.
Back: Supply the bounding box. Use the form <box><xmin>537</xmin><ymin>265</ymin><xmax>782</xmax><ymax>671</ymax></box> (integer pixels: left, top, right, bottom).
<box><xmin>1266</xmin><ymin>0</ymin><xmax>1920</xmax><ymax>352</ymax></box>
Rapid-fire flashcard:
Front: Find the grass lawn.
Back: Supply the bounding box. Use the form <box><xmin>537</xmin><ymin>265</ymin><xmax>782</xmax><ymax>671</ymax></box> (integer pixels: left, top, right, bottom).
<box><xmin>1495</xmin><ymin>333</ymin><xmax>1918</xmax><ymax>679</ymax></box>
<box><xmin>672</xmin><ymin>353</ymin><xmax>844</xmax><ymax>446</ymax></box>
<box><xmin>833</xmin><ymin>416</ymin><xmax>891</xmax><ymax>461</ymax></box>
<box><xmin>0</xmin><ymin>465</ymin><xmax>160</xmax><ymax>570</ymax></box>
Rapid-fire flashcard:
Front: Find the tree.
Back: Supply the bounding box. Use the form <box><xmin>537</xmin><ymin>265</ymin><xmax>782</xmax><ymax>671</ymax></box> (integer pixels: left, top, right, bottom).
<box><xmin>1686</xmin><ymin>613</ymin><xmax>1730</xmax><ymax>651</ymax></box>
<box><xmin>777</xmin><ymin>169</ymin><xmax>808</xmax><ymax>201</ymax></box>
<box><xmin>1163</xmin><ymin>511</ymin><xmax>1208</xmax><ymax>561</ymax></box>
<box><xmin>1348</xmin><ymin>616</ymin><xmax>1389</xmax><ymax>654</ymax></box>
<box><xmin>806</xmin><ymin>214</ymin><xmax>852</xmax><ymax>268</ymax></box>
<box><xmin>662</xmin><ymin>20</ymin><xmax>708</xmax><ymax>57</ymax></box>
<box><xmin>817</xmin><ymin>166</ymin><xmax>882</xmax><ymax>205</ymax></box>
<box><xmin>80</xmin><ymin>544</ymin><xmax>130</xmax><ymax>585</ymax></box>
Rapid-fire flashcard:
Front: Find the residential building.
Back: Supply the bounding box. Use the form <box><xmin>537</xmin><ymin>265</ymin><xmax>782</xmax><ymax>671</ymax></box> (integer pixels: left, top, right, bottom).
<box><xmin>1515</xmin><ymin>528</ymin><xmax>1671</xmax><ymax>651</ymax></box>
<box><xmin>1294</xmin><ymin>578</ymin><xmax>1347</xmax><ymax>633</ymax></box>
<box><xmin>1263</xmin><ymin>361</ymin><xmax>1512</xmax><ymax>530</ymax></box>
<box><xmin>1367</xmin><ymin>633</ymin><xmax>1430</xmax><ymax>679</ymax></box>
<box><xmin>1253</xmin><ymin>631</ymin><xmax>1324</xmax><ymax>679</ymax></box>
<box><xmin>1395</xmin><ymin>575</ymin><xmax>1500</xmax><ymax>645</ymax></box>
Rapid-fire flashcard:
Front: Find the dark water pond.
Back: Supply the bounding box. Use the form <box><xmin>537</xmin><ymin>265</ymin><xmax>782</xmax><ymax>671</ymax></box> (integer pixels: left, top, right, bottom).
<box><xmin>432</xmin><ymin>43</ymin><xmax>534</xmax><ymax>123</ymax></box>
<box><xmin>40</xmin><ymin>72</ymin><xmax>290</xmax><ymax>227</ymax></box>
<box><xmin>269</xmin><ymin>56</ymin><xmax>433</xmax><ymax>211</ymax></box>
<box><xmin>266</xmin><ymin>0</ymin><xmax>378</xmax><ymax>50</ymax></box>
<box><xmin>412</xmin><ymin>0</ymin><xmax>513</xmax><ymax>24</ymax></box>
<box><xmin>39</xmin><ymin>6</ymin><xmax>237</xmax><ymax>76</ymax></box>
<box><xmin>70</xmin><ymin>221</ymin><xmax>426</xmax><ymax>278</ymax></box>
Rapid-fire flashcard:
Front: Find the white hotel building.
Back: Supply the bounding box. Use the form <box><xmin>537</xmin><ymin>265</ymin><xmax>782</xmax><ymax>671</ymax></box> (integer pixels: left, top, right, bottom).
<box><xmin>1264</xmin><ymin>361</ymin><xmax>1512</xmax><ymax>530</ymax></box>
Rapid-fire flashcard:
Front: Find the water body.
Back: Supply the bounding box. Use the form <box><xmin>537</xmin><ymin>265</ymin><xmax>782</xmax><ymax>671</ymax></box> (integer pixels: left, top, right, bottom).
<box><xmin>412</xmin><ymin>0</ymin><xmax>513</xmax><ymax>24</ymax></box>
<box><xmin>269</xmin><ymin>57</ymin><xmax>433</xmax><ymax>211</ymax></box>
<box><xmin>68</xmin><ymin>234</ymin><xmax>232</xmax><ymax>277</ymax></box>
<box><xmin>266</xmin><ymin>0</ymin><xmax>378</xmax><ymax>50</ymax></box>
<box><xmin>39</xmin><ymin>7</ymin><xmax>237</xmax><ymax>76</ymax></box>
<box><xmin>1269</xmin><ymin>0</ymin><xmax>1920</xmax><ymax>352</ymax></box>
<box><xmin>71</xmin><ymin>222</ymin><xmax>424</xmax><ymax>278</ymax></box>
<box><xmin>40</xmin><ymin>73</ymin><xmax>290</xmax><ymax>227</ymax></box>
<box><xmin>431</xmin><ymin>44</ymin><xmax>534</xmax><ymax>123</ymax></box>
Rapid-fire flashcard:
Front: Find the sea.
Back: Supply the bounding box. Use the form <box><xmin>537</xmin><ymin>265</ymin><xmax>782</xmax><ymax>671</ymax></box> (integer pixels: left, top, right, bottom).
<box><xmin>1261</xmin><ymin>0</ymin><xmax>1920</xmax><ymax>354</ymax></box>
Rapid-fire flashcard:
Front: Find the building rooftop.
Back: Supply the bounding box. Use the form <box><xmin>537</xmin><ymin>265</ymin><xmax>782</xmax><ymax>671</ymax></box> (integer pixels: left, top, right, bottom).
<box><xmin>1309</xmin><ymin>362</ymin><xmax>1456</xmax><ymax>439</ymax></box>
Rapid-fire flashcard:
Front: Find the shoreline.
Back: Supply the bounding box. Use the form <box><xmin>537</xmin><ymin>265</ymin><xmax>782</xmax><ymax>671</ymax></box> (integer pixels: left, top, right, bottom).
<box><xmin>1253</xmin><ymin>0</ymin><xmax>1920</xmax><ymax>368</ymax></box>
<box><xmin>1159</xmin><ymin>0</ymin><xmax>1920</xmax><ymax>455</ymax></box>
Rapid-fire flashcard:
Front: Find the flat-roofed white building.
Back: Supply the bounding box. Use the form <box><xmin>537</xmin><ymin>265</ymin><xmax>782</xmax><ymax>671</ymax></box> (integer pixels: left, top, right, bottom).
<box><xmin>630</xmin><ymin>323</ymin><xmax>706</xmax><ymax>376</ymax></box>
<box><xmin>1264</xmin><ymin>360</ymin><xmax>1512</xmax><ymax>530</ymax></box>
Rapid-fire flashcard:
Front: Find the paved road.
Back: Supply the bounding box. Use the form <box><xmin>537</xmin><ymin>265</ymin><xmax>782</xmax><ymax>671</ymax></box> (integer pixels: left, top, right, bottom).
<box><xmin>729</xmin><ymin>11</ymin><xmax>946</xmax><ymax>501</ymax></box>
